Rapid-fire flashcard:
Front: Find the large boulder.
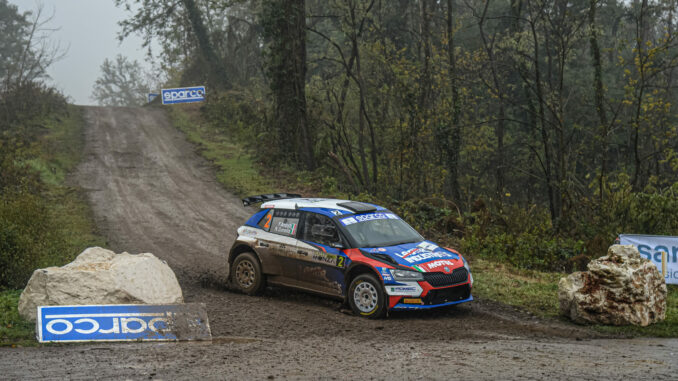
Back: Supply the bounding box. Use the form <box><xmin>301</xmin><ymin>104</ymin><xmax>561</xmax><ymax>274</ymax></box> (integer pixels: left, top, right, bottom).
<box><xmin>18</xmin><ymin>247</ymin><xmax>183</xmax><ymax>321</ymax></box>
<box><xmin>558</xmin><ymin>245</ymin><xmax>667</xmax><ymax>326</ymax></box>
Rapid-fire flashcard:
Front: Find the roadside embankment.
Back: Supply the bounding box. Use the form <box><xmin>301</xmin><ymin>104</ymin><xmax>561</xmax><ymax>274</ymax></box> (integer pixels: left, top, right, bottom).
<box><xmin>1</xmin><ymin>105</ymin><xmax>105</xmax><ymax>347</ymax></box>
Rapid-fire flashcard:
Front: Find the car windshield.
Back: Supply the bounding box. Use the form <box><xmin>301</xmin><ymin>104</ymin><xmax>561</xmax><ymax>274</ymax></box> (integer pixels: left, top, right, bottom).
<box><xmin>339</xmin><ymin>212</ymin><xmax>423</xmax><ymax>247</ymax></box>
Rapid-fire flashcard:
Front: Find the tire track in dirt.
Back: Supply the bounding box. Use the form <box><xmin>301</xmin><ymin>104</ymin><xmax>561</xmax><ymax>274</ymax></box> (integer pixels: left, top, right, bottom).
<box><xmin>74</xmin><ymin>106</ymin><xmax>248</xmax><ymax>285</ymax></box>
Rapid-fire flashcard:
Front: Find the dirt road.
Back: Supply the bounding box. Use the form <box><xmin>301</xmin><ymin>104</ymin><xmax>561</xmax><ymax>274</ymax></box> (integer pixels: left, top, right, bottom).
<box><xmin>1</xmin><ymin>106</ymin><xmax>676</xmax><ymax>380</ymax></box>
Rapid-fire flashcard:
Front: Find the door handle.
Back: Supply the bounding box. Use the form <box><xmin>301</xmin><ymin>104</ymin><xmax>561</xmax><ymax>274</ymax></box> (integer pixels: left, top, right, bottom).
<box><xmin>297</xmin><ymin>250</ymin><xmax>308</xmax><ymax>255</ymax></box>
<box><xmin>258</xmin><ymin>241</ymin><xmax>269</xmax><ymax>247</ymax></box>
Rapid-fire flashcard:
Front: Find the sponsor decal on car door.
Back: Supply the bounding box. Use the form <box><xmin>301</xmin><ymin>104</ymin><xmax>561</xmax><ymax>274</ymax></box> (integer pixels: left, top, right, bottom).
<box><xmin>294</xmin><ymin>212</ymin><xmax>346</xmax><ymax>296</ymax></box>
<box><xmin>256</xmin><ymin>209</ymin><xmax>302</xmax><ymax>280</ymax></box>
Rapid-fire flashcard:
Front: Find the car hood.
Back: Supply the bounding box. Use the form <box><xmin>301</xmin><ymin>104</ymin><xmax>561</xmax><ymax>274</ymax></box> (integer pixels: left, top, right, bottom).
<box><xmin>362</xmin><ymin>240</ymin><xmax>463</xmax><ymax>272</ymax></box>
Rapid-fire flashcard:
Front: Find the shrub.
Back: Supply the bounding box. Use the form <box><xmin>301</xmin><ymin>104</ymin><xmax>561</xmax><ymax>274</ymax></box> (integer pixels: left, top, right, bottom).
<box><xmin>0</xmin><ymin>85</ymin><xmax>100</xmax><ymax>289</ymax></box>
<box><xmin>0</xmin><ymin>193</ymin><xmax>61</xmax><ymax>289</ymax></box>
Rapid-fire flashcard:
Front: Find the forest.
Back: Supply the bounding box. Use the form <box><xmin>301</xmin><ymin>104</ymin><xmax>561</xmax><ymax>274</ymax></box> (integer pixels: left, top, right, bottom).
<box><xmin>105</xmin><ymin>0</ymin><xmax>678</xmax><ymax>272</ymax></box>
<box><xmin>2</xmin><ymin>0</ymin><xmax>678</xmax><ymax>287</ymax></box>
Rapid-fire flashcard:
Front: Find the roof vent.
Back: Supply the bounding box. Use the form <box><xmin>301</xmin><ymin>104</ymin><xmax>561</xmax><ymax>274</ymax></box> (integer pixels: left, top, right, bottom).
<box><xmin>336</xmin><ymin>201</ymin><xmax>377</xmax><ymax>213</ymax></box>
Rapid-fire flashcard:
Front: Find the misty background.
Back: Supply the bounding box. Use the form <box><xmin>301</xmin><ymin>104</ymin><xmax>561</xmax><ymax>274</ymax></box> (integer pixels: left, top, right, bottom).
<box><xmin>13</xmin><ymin>0</ymin><xmax>150</xmax><ymax>105</ymax></box>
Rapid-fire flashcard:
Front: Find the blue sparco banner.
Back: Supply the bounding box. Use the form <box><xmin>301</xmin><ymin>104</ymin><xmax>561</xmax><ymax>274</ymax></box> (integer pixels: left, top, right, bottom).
<box><xmin>161</xmin><ymin>86</ymin><xmax>206</xmax><ymax>104</ymax></box>
<box><xmin>619</xmin><ymin>234</ymin><xmax>678</xmax><ymax>284</ymax></box>
<box><xmin>37</xmin><ymin>304</ymin><xmax>212</xmax><ymax>343</ymax></box>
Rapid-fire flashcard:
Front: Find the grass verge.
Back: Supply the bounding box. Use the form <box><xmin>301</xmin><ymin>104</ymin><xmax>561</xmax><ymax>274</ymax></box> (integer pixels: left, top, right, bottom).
<box><xmin>169</xmin><ymin>105</ymin><xmax>275</xmax><ymax>196</ymax></box>
<box><xmin>470</xmin><ymin>259</ymin><xmax>564</xmax><ymax>318</ymax></box>
<box><xmin>471</xmin><ymin>260</ymin><xmax>678</xmax><ymax>337</ymax></box>
<box><xmin>0</xmin><ymin>291</ymin><xmax>35</xmax><ymax>347</ymax></box>
<box><xmin>0</xmin><ymin>106</ymin><xmax>105</xmax><ymax>347</ymax></box>
<box><xmin>170</xmin><ymin>104</ymin><xmax>678</xmax><ymax>337</ymax></box>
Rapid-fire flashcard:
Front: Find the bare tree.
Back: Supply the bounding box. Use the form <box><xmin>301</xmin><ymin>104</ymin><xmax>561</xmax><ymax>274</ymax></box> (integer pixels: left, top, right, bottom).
<box><xmin>0</xmin><ymin>1</ymin><xmax>65</xmax><ymax>90</ymax></box>
<box><xmin>91</xmin><ymin>55</ymin><xmax>152</xmax><ymax>106</ymax></box>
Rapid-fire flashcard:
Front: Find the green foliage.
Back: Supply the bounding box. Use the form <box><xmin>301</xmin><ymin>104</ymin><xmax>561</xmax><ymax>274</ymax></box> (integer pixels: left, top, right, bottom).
<box><xmin>460</xmin><ymin>203</ymin><xmax>585</xmax><ymax>272</ymax></box>
<box><xmin>600</xmin><ymin>176</ymin><xmax>678</xmax><ymax>236</ymax></box>
<box><xmin>0</xmin><ymin>290</ymin><xmax>35</xmax><ymax>347</ymax></box>
<box><xmin>0</xmin><ymin>75</ymin><xmax>104</xmax><ymax>344</ymax></box>
<box><xmin>471</xmin><ymin>258</ymin><xmax>564</xmax><ymax>317</ymax></box>
<box><xmin>0</xmin><ymin>104</ymin><xmax>104</xmax><ymax>290</ymax></box>
<box><xmin>0</xmin><ymin>193</ymin><xmax>62</xmax><ymax>289</ymax></box>
<box><xmin>390</xmin><ymin>198</ymin><xmax>462</xmax><ymax>239</ymax></box>
<box><xmin>169</xmin><ymin>104</ymin><xmax>275</xmax><ymax>196</ymax></box>
<box><xmin>456</xmin><ymin>178</ymin><xmax>678</xmax><ymax>273</ymax></box>
<box><xmin>200</xmin><ymin>91</ymin><xmax>270</xmax><ymax>148</ymax></box>
<box><xmin>0</xmin><ymin>81</ymin><xmax>68</xmax><ymax>138</ymax></box>
<box><xmin>463</xmin><ymin>230</ymin><xmax>585</xmax><ymax>273</ymax></box>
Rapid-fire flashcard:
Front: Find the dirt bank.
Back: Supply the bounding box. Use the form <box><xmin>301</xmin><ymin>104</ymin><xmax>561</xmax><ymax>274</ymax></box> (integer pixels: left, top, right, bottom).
<box><xmin>1</xmin><ymin>106</ymin><xmax>675</xmax><ymax>380</ymax></box>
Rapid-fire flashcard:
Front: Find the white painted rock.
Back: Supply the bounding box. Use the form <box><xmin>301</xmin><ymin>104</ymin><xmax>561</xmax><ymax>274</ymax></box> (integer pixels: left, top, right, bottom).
<box><xmin>18</xmin><ymin>247</ymin><xmax>183</xmax><ymax>321</ymax></box>
<box><xmin>558</xmin><ymin>245</ymin><xmax>666</xmax><ymax>326</ymax></box>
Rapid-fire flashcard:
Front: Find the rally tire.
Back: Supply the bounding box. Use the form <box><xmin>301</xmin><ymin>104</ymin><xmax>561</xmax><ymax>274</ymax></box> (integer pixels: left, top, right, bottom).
<box><xmin>231</xmin><ymin>252</ymin><xmax>265</xmax><ymax>295</ymax></box>
<box><xmin>348</xmin><ymin>274</ymin><xmax>386</xmax><ymax>318</ymax></box>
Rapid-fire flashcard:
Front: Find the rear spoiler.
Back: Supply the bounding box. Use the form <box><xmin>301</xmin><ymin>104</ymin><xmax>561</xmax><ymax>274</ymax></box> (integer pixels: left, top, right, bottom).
<box><xmin>242</xmin><ymin>193</ymin><xmax>302</xmax><ymax>207</ymax></box>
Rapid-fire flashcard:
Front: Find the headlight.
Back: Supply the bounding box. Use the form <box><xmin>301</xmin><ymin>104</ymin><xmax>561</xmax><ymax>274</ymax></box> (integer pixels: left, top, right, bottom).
<box><xmin>391</xmin><ymin>269</ymin><xmax>424</xmax><ymax>281</ymax></box>
<box><xmin>462</xmin><ymin>257</ymin><xmax>473</xmax><ymax>286</ymax></box>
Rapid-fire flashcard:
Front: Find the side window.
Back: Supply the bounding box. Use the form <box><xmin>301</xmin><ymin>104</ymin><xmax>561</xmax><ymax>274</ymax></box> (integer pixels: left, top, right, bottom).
<box><xmin>269</xmin><ymin>209</ymin><xmax>301</xmax><ymax>237</ymax></box>
<box><xmin>302</xmin><ymin>213</ymin><xmax>340</xmax><ymax>246</ymax></box>
<box><xmin>258</xmin><ymin>210</ymin><xmax>274</xmax><ymax>231</ymax></box>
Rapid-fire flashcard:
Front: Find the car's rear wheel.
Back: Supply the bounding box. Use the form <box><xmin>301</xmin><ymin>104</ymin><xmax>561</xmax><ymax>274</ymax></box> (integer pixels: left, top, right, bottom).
<box><xmin>231</xmin><ymin>252</ymin><xmax>265</xmax><ymax>295</ymax></box>
<box><xmin>348</xmin><ymin>273</ymin><xmax>385</xmax><ymax>318</ymax></box>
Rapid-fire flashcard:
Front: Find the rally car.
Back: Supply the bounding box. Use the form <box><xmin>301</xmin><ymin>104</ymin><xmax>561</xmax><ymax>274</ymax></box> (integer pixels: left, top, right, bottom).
<box><xmin>228</xmin><ymin>194</ymin><xmax>473</xmax><ymax>318</ymax></box>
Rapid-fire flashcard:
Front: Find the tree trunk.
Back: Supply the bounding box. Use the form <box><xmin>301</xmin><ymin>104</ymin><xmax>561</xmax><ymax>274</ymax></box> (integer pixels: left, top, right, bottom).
<box><xmin>445</xmin><ymin>0</ymin><xmax>462</xmax><ymax>203</ymax></box>
<box><xmin>588</xmin><ymin>0</ymin><xmax>608</xmax><ymax>202</ymax></box>
<box><xmin>632</xmin><ymin>0</ymin><xmax>649</xmax><ymax>188</ymax></box>
<box><xmin>418</xmin><ymin>0</ymin><xmax>432</xmax><ymax>112</ymax></box>
<box><xmin>181</xmin><ymin>0</ymin><xmax>230</xmax><ymax>90</ymax></box>
<box><xmin>289</xmin><ymin>0</ymin><xmax>313</xmax><ymax>170</ymax></box>
<box><xmin>264</xmin><ymin>0</ymin><xmax>314</xmax><ymax>170</ymax></box>
<box><xmin>530</xmin><ymin>19</ymin><xmax>558</xmax><ymax>224</ymax></box>
<box><xmin>478</xmin><ymin>0</ymin><xmax>505</xmax><ymax>198</ymax></box>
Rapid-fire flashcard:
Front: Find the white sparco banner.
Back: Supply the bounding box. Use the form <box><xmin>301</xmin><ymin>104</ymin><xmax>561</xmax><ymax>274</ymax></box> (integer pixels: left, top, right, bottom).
<box><xmin>619</xmin><ymin>234</ymin><xmax>678</xmax><ymax>284</ymax></box>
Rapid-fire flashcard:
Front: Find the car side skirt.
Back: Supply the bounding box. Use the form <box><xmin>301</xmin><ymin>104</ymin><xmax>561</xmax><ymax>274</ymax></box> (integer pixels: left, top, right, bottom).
<box><xmin>267</xmin><ymin>277</ymin><xmax>345</xmax><ymax>301</ymax></box>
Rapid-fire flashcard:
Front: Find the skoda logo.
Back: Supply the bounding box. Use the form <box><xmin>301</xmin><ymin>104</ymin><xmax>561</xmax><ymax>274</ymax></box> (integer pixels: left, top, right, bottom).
<box><xmin>444</xmin><ymin>266</ymin><xmax>450</xmax><ymax>272</ymax></box>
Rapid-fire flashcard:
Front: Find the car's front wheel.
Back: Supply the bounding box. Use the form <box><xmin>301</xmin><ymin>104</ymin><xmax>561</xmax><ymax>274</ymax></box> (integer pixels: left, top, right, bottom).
<box><xmin>348</xmin><ymin>273</ymin><xmax>386</xmax><ymax>318</ymax></box>
<box><xmin>231</xmin><ymin>252</ymin><xmax>265</xmax><ymax>295</ymax></box>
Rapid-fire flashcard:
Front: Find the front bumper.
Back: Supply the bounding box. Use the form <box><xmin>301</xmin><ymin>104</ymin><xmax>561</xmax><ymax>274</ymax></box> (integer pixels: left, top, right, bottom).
<box><xmin>388</xmin><ymin>283</ymin><xmax>472</xmax><ymax>310</ymax></box>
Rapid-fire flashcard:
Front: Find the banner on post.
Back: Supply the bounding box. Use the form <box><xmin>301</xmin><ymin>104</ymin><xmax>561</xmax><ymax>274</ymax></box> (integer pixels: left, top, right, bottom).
<box><xmin>161</xmin><ymin>86</ymin><xmax>206</xmax><ymax>105</ymax></box>
<box><xmin>618</xmin><ymin>234</ymin><xmax>678</xmax><ymax>284</ymax></box>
